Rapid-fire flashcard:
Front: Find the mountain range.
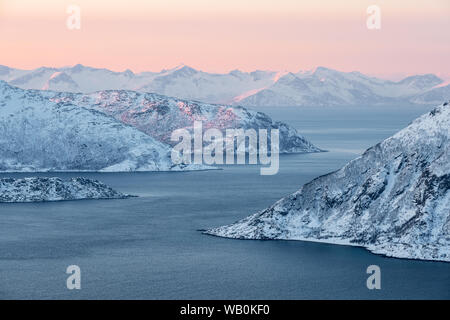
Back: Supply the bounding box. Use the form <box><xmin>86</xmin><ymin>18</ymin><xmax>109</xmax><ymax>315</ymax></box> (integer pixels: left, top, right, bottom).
<box><xmin>0</xmin><ymin>80</ymin><xmax>320</xmax><ymax>172</ymax></box>
<box><xmin>0</xmin><ymin>64</ymin><xmax>448</xmax><ymax>106</ymax></box>
<box><xmin>206</xmin><ymin>102</ymin><xmax>450</xmax><ymax>262</ymax></box>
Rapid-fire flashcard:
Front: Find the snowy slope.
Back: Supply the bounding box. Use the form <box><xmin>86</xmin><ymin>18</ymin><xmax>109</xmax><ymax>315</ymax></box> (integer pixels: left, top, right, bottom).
<box><xmin>0</xmin><ymin>81</ymin><xmax>205</xmax><ymax>172</ymax></box>
<box><xmin>0</xmin><ymin>177</ymin><xmax>130</xmax><ymax>202</ymax></box>
<box><xmin>46</xmin><ymin>89</ymin><xmax>322</xmax><ymax>154</ymax></box>
<box><xmin>411</xmin><ymin>84</ymin><xmax>450</xmax><ymax>105</ymax></box>
<box><xmin>137</xmin><ymin>66</ymin><xmax>278</xmax><ymax>104</ymax></box>
<box><xmin>2</xmin><ymin>64</ymin><xmax>446</xmax><ymax>106</ymax></box>
<box><xmin>0</xmin><ymin>64</ymin><xmax>278</xmax><ymax>105</ymax></box>
<box><xmin>206</xmin><ymin>102</ymin><xmax>450</xmax><ymax>262</ymax></box>
<box><xmin>238</xmin><ymin>67</ymin><xmax>444</xmax><ymax>106</ymax></box>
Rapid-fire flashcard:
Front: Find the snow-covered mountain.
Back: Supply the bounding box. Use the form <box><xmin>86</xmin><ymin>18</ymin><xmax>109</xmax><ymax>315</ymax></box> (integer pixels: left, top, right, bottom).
<box><xmin>238</xmin><ymin>67</ymin><xmax>445</xmax><ymax>106</ymax></box>
<box><xmin>137</xmin><ymin>66</ymin><xmax>279</xmax><ymax>105</ymax></box>
<box><xmin>0</xmin><ymin>177</ymin><xmax>130</xmax><ymax>202</ymax></box>
<box><xmin>410</xmin><ymin>84</ymin><xmax>450</xmax><ymax>105</ymax></box>
<box><xmin>43</xmin><ymin>89</ymin><xmax>322</xmax><ymax>154</ymax></box>
<box><xmin>1</xmin><ymin>64</ymin><xmax>446</xmax><ymax>106</ymax></box>
<box><xmin>0</xmin><ymin>81</ymin><xmax>205</xmax><ymax>172</ymax></box>
<box><xmin>206</xmin><ymin>102</ymin><xmax>450</xmax><ymax>262</ymax></box>
<box><xmin>0</xmin><ymin>64</ymin><xmax>278</xmax><ymax>105</ymax></box>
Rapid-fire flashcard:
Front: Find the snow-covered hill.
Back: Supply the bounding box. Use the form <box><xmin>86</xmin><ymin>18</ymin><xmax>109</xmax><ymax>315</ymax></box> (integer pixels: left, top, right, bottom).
<box><xmin>0</xmin><ymin>81</ymin><xmax>205</xmax><ymax>172</ymax></box>
<box><xmin>44</xmin><ymin>89</ymin><xmax>323</xmax><ymax>154</ymax></box>
<box><xmin>1</xmin><ymin>64</ymin><xmax>446</xmax><ymax>106</ymax></box>
<box><xmin>0</xmin><ymin>177</ymin><xmax>130</xmax><ymax>202</ymax></box>
<box><xmin>206</xmin><ymin>102</ymin><xmax>450</xmax><ymax>262</ymax></box>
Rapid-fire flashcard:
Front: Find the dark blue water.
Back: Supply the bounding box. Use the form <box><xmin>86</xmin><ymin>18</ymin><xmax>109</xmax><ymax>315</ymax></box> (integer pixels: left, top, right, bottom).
<box><xmin>0</xmin><ymin>105</ymin><xmax>448</xmax><ymax>299</ymax></box>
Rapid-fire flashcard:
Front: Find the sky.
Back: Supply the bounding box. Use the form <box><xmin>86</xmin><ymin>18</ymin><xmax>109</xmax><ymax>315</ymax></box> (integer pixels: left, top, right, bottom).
<box><xmin>0</xmin><ymin>0</ymin><xmax>449</xmax><ymax>79</ymax></box>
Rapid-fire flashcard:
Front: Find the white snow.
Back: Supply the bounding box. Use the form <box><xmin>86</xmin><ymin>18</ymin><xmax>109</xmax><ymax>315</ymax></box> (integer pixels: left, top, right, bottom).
<box><xmin>44</xmin><ymin>87</ymin><xmax>322</xmax><ymax>154</ymax></box>
<box><xmin>206</xmin><ymin>102</ymin><xmax>450</xmax><ymax>262</ymax></box>
<box><xmin>1</xmin><ymin>64</ymin><xmax>446</xmax><ymax>106</ymax></box>
<box><xmin>0</xmin><ymin>81</ymin><xmax>209</xmax><ymax>172</ymax></box>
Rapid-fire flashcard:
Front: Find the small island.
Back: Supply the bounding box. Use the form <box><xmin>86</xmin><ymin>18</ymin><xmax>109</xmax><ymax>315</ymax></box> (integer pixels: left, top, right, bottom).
<box><xmin>0</xmin><ymin>177</ymin><xmax>132</xmax><ymax>203</ymax></box>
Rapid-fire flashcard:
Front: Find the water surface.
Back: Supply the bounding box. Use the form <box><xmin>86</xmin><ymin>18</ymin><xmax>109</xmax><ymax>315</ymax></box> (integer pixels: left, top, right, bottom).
<box><xmin>0</xmin><ymin>105</ymin><xmax>448</xmax><ymax>299</ymax></box>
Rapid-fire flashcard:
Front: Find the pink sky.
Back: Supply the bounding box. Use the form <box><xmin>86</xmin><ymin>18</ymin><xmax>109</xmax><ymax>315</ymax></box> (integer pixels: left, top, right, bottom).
<box><xmin>0</xmin><ymin>0</ymin><xmax>449</xmax><ymax>79</ymax></box>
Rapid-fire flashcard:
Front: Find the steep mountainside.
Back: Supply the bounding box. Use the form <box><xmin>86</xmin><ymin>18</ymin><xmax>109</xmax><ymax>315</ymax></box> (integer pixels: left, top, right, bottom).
<box><xmin>46</xmin><ymin>89</ymin><xmax>323</xmax><ymax>154</ymax></box>
<box><xmin>206</xmin><ymin>102</ymin><xmax>450</xmax><ymax>262</ymax></box>
<box><xmin>0</xmin><ymin>81</ymin><xmax>205</xmax><ymax>172</ymax></box>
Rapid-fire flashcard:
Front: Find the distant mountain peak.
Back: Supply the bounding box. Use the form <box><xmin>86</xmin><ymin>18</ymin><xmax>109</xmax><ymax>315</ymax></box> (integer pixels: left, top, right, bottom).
<box><xmin>276</xmin><ymin>72</ymin><xmax>298</xmax><ymax>82</ymax></box>
<box><xmin>0</xmin><ymin>64</ymin><xmax>446</xmax><ymax>106</ymax></box>
<box><xmin>163</xmin><ymin>63</ymin><xmax>193</xmax><ymax>72</ymax></box>
<box><xmin>69</xmin><ymin>64</ymin><xmax>107</xmax><ymax>73</ymax></box>
<box><xmin>71</xmin><ymin>63</ymin><xmax>86</xmax><ymax>72</ymax></box>
<box><xmin>123</xmin><ymin>69</ymin><xmax>134</xmax><ymax>77</ymax></box>
<box><xmin>229</xmin><ymin>69</ymin><xmax>244</xmax><ymax>76</ymax></box>
<box><xmin>312</xmin><ymin>66</ymin><xmax>341</xmax><ymax>76</ymax></box>
<box><xmin>398</xmin><ymin>74</ymin><xmax>443</xmax><ymax>89</ymax></box>
<box><xmin>159</xmin><ymin>64</ymin><xmax>198</xmax><ymax>78</ymax></box>
<box><xmin>176</xmin><ymin>65</ymin><xmax>197</xmax><ymax>73</ymax></box>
